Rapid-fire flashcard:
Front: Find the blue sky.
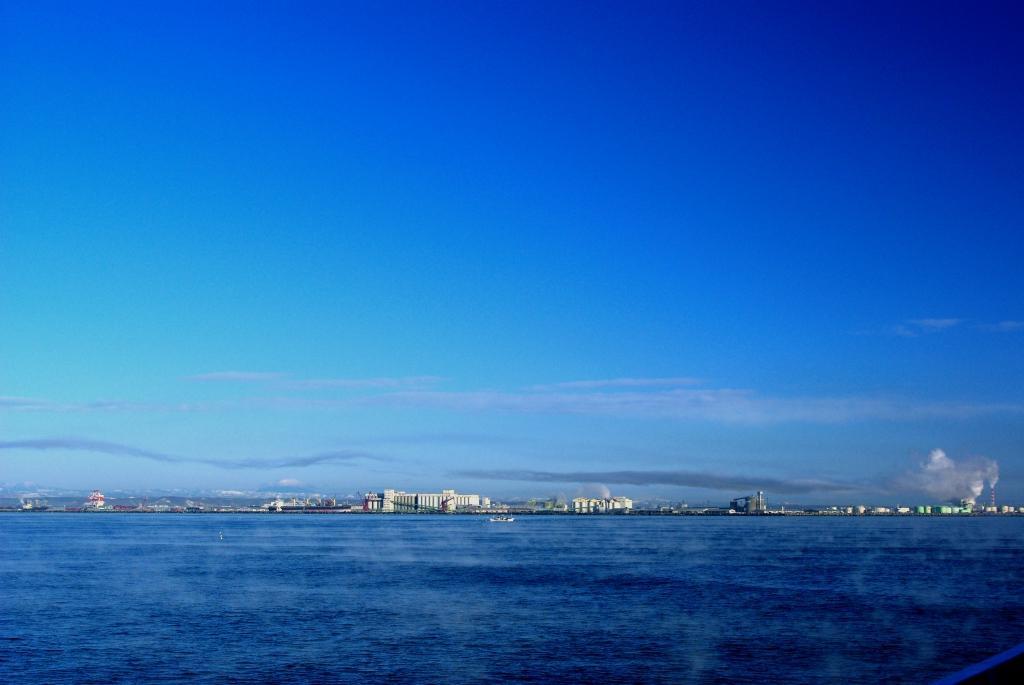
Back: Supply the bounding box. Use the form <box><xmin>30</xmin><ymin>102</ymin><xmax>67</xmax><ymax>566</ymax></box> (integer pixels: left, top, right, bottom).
<box><xmin>2</xmin><ymin>1</ymin><xmax>1022</xmax><ymax>503</ymax></box>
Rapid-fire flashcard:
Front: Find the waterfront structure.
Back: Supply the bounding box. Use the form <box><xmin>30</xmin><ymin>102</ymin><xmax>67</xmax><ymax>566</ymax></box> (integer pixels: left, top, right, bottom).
<box><xmin>84</xmin><ymin>490</ymin><xmax>106</xmax><ymax>509</ymax></box>
<box><xmin>571</xmin><ymin>496</ymin><xmax>632</xmax><ymax>513</ymax></box>
<box><xmin>262</xmin><ymin>496</ymin><xmax>339</xmax><ymax>512</ymax></box>
<box><xmin>362</xmin><ymin>489</ymin><xmax>489</xmax><ymax>512</ymax></box>
<box><xmin>730</xmin><ymin>491</ymin><xmax>767</xmax><ymax>514</ymax></box>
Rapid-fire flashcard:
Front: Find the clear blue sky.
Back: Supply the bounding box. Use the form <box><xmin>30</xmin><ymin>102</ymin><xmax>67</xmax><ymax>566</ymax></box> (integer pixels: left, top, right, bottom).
<box><xmin>2</xmin><ymin>1</ymin><xmax>1022</xmax><ymax>504</ymax></box>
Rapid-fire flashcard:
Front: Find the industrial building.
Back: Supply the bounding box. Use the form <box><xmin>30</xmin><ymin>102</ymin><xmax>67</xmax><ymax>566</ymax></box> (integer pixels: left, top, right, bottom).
<box><xmin>571</xmin><ymin>496</ymin><xmax>633</xmax><ymax>513</ymax></box>
<box><xmin>362</xmin><ymin>489</ymin><xmax>490</xmax><ymax>512</ymax></box>
<box><xmin>730</xmin><ymin>491</ymin><xmax>767</xmax><ymax>514</ymax></box>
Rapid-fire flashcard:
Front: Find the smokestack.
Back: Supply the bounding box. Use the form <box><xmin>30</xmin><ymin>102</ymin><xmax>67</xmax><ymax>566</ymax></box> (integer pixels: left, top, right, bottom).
<box><xmin>990</xmin><ymin>483</ymin><xmax>996</xmax><ymax>508</ymax></box>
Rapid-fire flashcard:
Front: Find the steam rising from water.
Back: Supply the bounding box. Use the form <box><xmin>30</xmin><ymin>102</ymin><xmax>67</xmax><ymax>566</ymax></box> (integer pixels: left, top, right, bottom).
<box><xmin>907</xmin><ymin>449</ymin><xmax>999</xmax><ymax>504</ymax></box>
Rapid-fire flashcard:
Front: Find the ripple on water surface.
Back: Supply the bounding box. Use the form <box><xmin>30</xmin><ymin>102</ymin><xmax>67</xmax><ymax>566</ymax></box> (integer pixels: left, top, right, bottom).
<box><xmin>1</xmin><ymin>514</ymin><xmax>1023</xmax><ymax>683</ymax></box>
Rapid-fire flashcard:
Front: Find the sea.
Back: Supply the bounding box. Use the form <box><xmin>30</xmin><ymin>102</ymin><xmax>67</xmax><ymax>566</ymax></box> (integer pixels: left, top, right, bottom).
<box><xmin>2</xmin><ymin>514</ymin><xmax>1023</xmax><ymax>684</ymax></box>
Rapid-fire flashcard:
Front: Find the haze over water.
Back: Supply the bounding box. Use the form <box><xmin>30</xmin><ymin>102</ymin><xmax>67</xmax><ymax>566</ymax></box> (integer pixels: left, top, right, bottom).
<box><xmin>3</xmin><ymin>514</ymin><xmax>1022</xmax><ymax>683</ymax></box>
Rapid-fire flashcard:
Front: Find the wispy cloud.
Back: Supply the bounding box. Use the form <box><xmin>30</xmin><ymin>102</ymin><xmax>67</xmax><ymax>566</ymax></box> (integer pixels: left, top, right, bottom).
<box><xmin>868</xmin><ymin>317</ymin><xmax>1023</xmax><ymax>337</ymax></box>
<box><xmin>289</xmin><ymin>375</ymin><xmax>444</xmax><ymax>389</ymax></box>
<box><xmin>7</xmin><ymin>381</ymin><xmax>1021</xmax><ymax>426</ymax></box>
<box><xmin>185</xmin><ymin>372</ymin><xmax>444</xmax><ymax>389</ymax></box>
<box><xmin>529</xmin><ymin>377</ymin><xmax>702</xmax><ymax>391</ymax></box>
<box><xmin>907</xmin><ymin>318</ymin><xmax>963</xmax><ymax>330</ymax></box>
<box><xmin>979</xmin><ymin>320</ymin><xmax>1024</xmax><ymax>333</ymax></box>
<box><xmin>231</xmin><ymin>450</ymin><xmax>379</xmax><ymax>468</ymax></box>
<box><xmin>0</xmin><ymin>396</ymin><xmax>50</xmax><ymax>410</ymax></box>
<box><xmin>367</xmin><ymin>389</ymin><xmax>1024</xmax><ymax>424</ymax></box>
<box><xmin>0</xmin><ymin>438</ymin><xmax>182</xmax><ymax>463</ymax></box>
<box><xmin>0</xmin><ymin>438</ymin><xmax>379</xmax><ymax>470</ymax></box>
<box><xmin>187</xmin><ymin>371</ymin><xmax>289</xmax><ymax>382</ymax></box>
<box><xmin>344</xmin><ymin>432</ymin><xmax>532</xmax><ymax>447</ymax></box>
<box><xmin>452</xmin><ymin>468</ymin><xmax>855</xmax><ymax>495</ymax></box>
<box><xmin>0</xmin><ymin>398</ymin><xmax>223</xmax><ymax>413</ymax></box>
<box><xmin>891</xmin><ymin>318</ymin><xmax>964</xmax><ymax>337</ymax></box>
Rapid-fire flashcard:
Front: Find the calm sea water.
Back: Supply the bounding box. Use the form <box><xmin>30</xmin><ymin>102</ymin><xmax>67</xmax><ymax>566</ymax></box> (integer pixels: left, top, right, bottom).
<box><xmin>2</xmin><ymin>514</ymin><xmax>1022</xmax><ymax>683</ymax></box>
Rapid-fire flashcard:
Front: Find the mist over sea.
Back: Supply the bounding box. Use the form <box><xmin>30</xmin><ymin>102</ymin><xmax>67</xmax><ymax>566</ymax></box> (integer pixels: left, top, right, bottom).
<box><xmin>2</xmin><ymin>514</ymin><xmax>1022</xmax><ymax>683</ymax></box>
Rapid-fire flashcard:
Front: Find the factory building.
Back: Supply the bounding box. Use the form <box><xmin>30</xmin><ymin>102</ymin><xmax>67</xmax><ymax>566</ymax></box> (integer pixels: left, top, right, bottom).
<box><xmin>571</xmin><ymin>496</ymin><xmax>633</xmax><ymax>514</ymax></box>
<box><xmin>363</xmin><ymin>489</ymin><xmax>489</xmax><ymax>512</ymax></box>
<box><xmin>730</xmin><ymin>491</ymin><xmax>767</xmax><ymax>514</ymax></box>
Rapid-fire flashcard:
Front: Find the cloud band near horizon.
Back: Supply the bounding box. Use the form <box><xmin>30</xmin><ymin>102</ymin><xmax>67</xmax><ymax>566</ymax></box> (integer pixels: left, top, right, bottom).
<box><xmin>0</xmin><ymin>438</ymin><xmax>377</xmax><ymax>470</ymax></box>
<box><xmin>451</xmin><ymin>468</ymin><xmax>855</xmax><ymax>495</ymax></box>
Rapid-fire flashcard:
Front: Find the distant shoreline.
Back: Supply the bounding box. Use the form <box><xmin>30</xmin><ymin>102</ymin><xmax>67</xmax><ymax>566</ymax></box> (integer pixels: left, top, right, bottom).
<box><xmin>3</xmin><ymin>509</ymin><xmax>1023</xmax><ymax>517</ymax></box>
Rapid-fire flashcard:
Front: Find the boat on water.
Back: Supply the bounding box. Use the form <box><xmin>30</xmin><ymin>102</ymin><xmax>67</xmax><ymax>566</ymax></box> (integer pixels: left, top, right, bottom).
<box><xmin>489</xmin><ymin>515</ymin><xmax>515</xmax><ymax>522</ymax></box>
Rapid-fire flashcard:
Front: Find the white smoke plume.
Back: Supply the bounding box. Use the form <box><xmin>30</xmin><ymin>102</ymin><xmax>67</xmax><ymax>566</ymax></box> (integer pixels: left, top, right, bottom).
<box><xmin>578</xmin><ymin>483</ymin><xmax>612</xmax><ymax>499</ymax></box>
<box><xmin>907</xmin><ymin>449</ymin><xmax>999</xmax><ymax>504</ymax></box>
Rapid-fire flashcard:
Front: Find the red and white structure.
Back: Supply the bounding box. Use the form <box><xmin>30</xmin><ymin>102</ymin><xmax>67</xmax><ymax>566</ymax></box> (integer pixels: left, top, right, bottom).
<box><xmin>85</xmin><ymin>490</ymin><xmax>106</xmax><ymax>508</ymax></box>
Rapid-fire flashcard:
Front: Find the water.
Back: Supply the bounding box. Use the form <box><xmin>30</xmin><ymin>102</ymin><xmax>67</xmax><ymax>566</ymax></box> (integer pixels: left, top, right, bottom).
<box><xmin>2</xmin><ymin>514</ymin><xmax>1023</xmax><ymax>683</ymax></box>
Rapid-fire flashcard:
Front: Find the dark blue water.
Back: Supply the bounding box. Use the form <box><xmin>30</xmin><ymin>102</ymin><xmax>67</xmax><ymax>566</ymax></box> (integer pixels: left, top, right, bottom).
<box><xmin>2</xmin><ymin>514</ymin><xmax>1023</xmax><ymax>683</ymax></box>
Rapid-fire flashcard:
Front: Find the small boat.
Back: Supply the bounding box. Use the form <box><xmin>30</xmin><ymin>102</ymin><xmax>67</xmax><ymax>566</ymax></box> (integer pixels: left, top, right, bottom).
<box><xmin>218</xmin><ymin>531</ymin><xmax>224</xmax><ymax>540</ymax></box>
<box><xmin>489</xmin><ymin>515</ymin><xmax>515</xmax><ymax>522</ymax></box>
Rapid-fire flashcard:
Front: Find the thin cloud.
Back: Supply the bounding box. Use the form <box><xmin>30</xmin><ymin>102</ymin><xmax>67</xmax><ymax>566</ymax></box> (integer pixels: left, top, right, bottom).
<box><xmin>529</xmin><ymin>377</ymin><xmax>702</xmax><ymax>391</ymax></box>
<box><xmin>344</xmin><ymin>432</ymin><xmax>532</xmax><ymax>447</ymax></box>
<box><xmin>452</xmin><ymin>468</ymin><xmax>854</xmax><ymax>495</ymax></box>
<box><xmin>234</xmin><ymin>450</ymin><xmax>380</xmax><ymax>469</ymax></box>
<box><xmin>979</xmin><ymin>320</ymin><xmax>1024</xmax><ymax>333</ymax></box>
<box><xmin>890</xmin><ymin>318</ymin><xmax>964</xmax><ymax>336</ymax></box>
<box><xmin>877</xmin><ymin>317</ymin><xmax>1024</xmax><ymax>337</ymax></box>
<box><xmin>0</xmin><ymin>438</ymin><xmax>379</xmax><ymax>470</ymax></box>
<box><xmin>0</xmin><ymin>438</ymin><xmax>183</xmax><ymax>463</ymax></box>
<box><xmin>187</xmin><ymin>371</ymin><xmax>289</xmax><ymax>382</ymax></box>
<box><xmin>907</xmin><ymin>318</ymin><xmax>963</xmax><ymax>330</ymax></box>
<box><xmin>0</xmin><ymin>398</ymin><xmax>227</xmax><ymax>413</ymax></box>
<box><xmin>289</xmin><ymin>375</ymin><xmax>444</xmax><ymax>389</ymax></box>
<box><xmin>368</xmin><ymin>389</ymin><xmax>1024</xmax><ymax>424</ymax></box>
<box><xmin>0</xmin><ymin>396</ymin><xmax>50</xmax><ymax>410</ymax></box>
<box><xmin>7</xmin><ymin>385</ymin><xmax>1021</xmax><ymax>426</ymax></box>
<box><xmin>185</xmin><ymin>372</ymin><xmax>444</xmax><ymax>389</ymax></box>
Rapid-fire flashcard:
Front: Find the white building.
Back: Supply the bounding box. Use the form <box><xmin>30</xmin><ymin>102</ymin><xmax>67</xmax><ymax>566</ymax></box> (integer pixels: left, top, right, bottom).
<box><xmin>571</xmin><ymin>496</ymin><xmax>632</xmax><ymax>514</ymax></box>
<box><xmin>363</xmin><ymin>489</ymin><xmax>488</xmax><ymax>512</ymax></box>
